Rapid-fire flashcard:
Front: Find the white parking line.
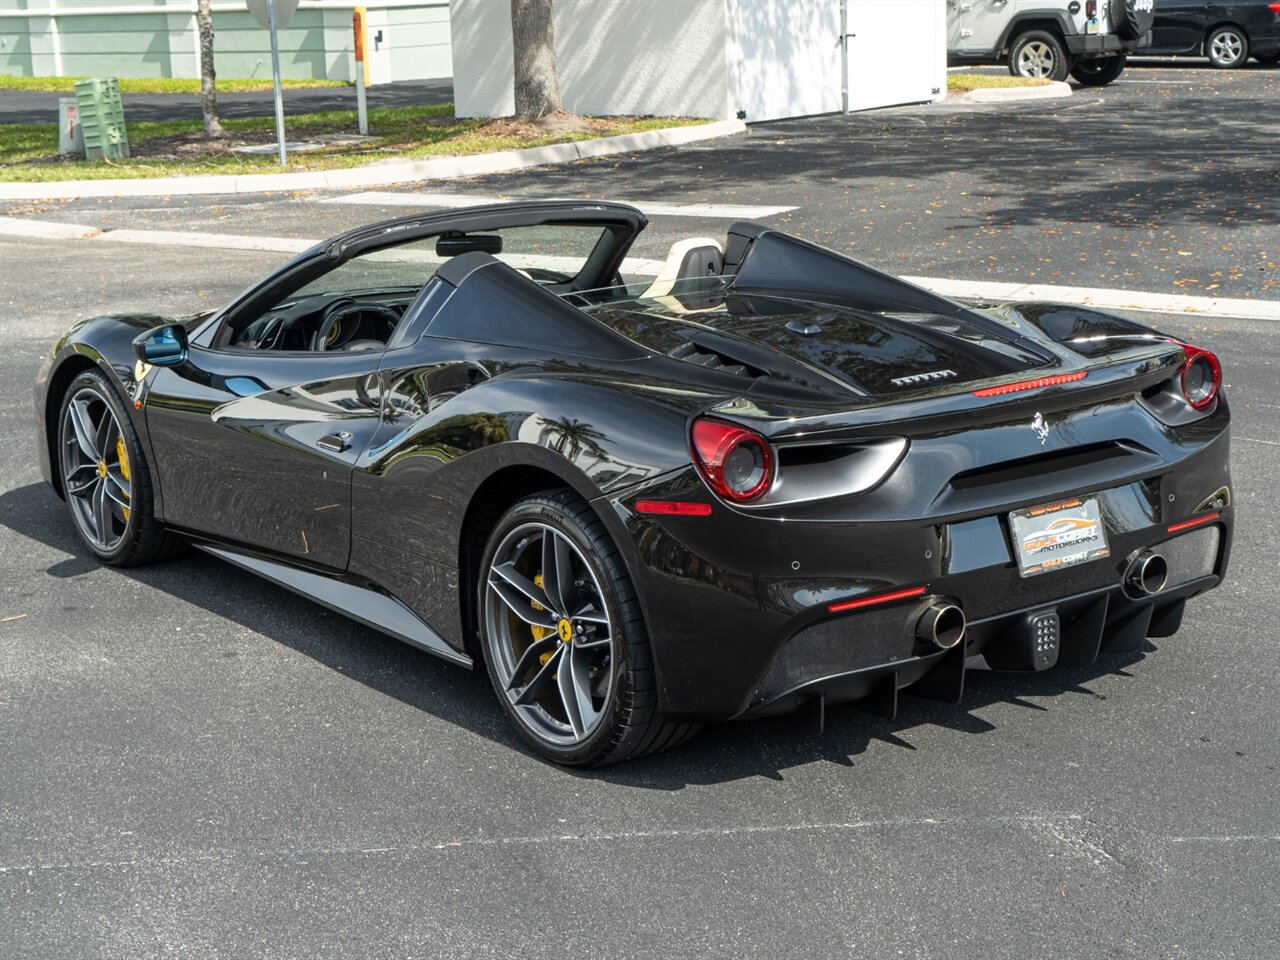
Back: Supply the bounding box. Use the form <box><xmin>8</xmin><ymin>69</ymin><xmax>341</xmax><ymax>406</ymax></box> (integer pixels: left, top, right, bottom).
<box><xmin>3</xmin><ymin>219</ymin><xmax>1276</xmax><ymax>321</ymax></box>
<box><xmin>320</xmin><ymin>191</ymin><xmax>797</xmax><ymax>219</ymax></box>
<box><xmin>903</xmin><ymin>276</ymin><xmax>1279</xmax><ymax>322</ymax></box>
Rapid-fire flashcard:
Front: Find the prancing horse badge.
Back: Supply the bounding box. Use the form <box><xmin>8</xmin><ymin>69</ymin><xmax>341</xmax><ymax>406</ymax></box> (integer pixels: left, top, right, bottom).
<box><xmin>1031</xmin><ymin>412</ymin><xmax>1049</xmax><ymax>446</ymax></box>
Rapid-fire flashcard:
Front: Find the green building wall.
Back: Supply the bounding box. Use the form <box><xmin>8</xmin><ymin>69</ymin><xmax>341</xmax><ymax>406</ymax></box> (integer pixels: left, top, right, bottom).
<box><xmin>0</xmin><ymin>1</ymin><xmax>452</xmax><ymax>82</ymax></box>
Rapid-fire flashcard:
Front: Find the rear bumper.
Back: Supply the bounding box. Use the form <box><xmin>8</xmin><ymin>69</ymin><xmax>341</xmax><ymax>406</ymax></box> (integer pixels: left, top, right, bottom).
<box><xmin>1066</xmin><ymin>33</ymin><xmax>1150</xmax><ymax>56</ymax></box>
<box><xmin>607</xmin><ymin>418</ymin><xmax>1232</xmax><ymax>723</ymax></box>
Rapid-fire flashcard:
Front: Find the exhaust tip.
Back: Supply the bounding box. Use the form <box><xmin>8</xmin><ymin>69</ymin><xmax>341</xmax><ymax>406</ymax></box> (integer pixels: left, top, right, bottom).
<box><xmin>917</xmin><ymin>602</ymin><xmax>967</xmax><ymax>650</ymax></box>
<box><xmin>1125</xmin><ymin>552</ymin><xmax>1168</xmax><ymax>597</ymax></box>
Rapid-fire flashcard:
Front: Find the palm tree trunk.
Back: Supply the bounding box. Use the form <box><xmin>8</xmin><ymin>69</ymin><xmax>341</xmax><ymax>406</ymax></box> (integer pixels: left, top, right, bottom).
<box><xmin>197</xmin><ymin>0</ymin><xmax>225</xmax><ymax>137</ymax></box>
<box><xmin>510</xmin><ymin>0</ymin><xmax>563</xmax><ymax>120</ymax></box>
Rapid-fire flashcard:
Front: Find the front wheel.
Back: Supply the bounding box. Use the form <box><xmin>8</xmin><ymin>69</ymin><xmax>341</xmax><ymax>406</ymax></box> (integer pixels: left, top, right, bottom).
<box><xmin>57</xmin><ymin>369</ymin><xmax>182</xmax><ymax>566</ymax></box>
<box><xmin>1206</xmin><ymin>26</ymin><xmax>1249</xmax><ymax>68</ymax></box>
<box><xmin>1071</xmin><ymin>54</ymin><xmax>1127</xmax><ymax>86</ymax></box>
<box><xmin>1009</xmin><ymin>31</ymin><xmax>1072</xmax><ymax>82</ymax></box>
<box><xmin>478</xmin><ymin>489</ymin><xmax>698</xmax><ymax>765</ymax></box>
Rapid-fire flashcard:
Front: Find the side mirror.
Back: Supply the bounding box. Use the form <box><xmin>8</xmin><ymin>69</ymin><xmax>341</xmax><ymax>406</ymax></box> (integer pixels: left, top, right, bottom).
<box><xmin>132</xmin><ymin>324</ymin><xmax>189</xmax><ymax>367</ymax></box>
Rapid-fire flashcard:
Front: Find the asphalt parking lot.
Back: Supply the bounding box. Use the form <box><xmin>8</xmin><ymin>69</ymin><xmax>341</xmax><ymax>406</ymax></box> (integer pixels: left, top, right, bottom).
<box><xmin>2</xmin><ymin>66</ymin><xmax>1278</xmax><ymax>958</ymax></box>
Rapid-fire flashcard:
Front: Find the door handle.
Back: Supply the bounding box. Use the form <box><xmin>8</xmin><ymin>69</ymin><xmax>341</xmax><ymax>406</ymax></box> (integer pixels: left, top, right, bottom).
<box><xmin>317</xmin><ymin>431</ymin><xmax>352</xmax><ymax>453</ymax></box>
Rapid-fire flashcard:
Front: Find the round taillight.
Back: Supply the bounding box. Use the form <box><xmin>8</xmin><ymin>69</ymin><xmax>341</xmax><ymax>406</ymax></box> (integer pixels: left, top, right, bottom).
<box><xmin>1178</xmin><ymin>343</ymin><xmax>1221</xmax><ymax>411</ymax></box>
<box><xmin>691</xmin><ymin>417</ymin><xmax>774</xmax><ymax>503</ymax></box>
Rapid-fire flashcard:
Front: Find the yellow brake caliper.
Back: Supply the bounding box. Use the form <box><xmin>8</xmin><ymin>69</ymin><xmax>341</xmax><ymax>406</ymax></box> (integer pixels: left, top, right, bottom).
<box><xmin>530</xmin><ymin>573</ymin><xmax>556</xmax><ymax>668</ymax></box>
<box><xmin>115</xmin><ymin>436</ymin><xmax>131</xmax><ymax>520</ymax></box>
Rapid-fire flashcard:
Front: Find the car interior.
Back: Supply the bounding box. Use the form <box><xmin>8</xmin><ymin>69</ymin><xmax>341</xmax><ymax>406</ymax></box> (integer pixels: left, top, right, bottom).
<box><xmin>225</xmin><ymin>225</ymin><xmax>730</xmax><ymax>354</ymax></box>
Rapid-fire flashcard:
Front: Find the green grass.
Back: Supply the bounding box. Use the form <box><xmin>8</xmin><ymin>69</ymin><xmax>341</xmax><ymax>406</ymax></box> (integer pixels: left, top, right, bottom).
<box><xmin>0</xmin><ymin>105</ymin><xmax>709</xmax><ymax>182</ymax></box>
<box><xmin>0</xmin><ymin>74</ymin><xmax>349</xmax><ymax>94</ymax></box>
<box><xmin>947</xmin><ymin>73</ymin><xmax>1053</xmax><ymax>93</ymax></box>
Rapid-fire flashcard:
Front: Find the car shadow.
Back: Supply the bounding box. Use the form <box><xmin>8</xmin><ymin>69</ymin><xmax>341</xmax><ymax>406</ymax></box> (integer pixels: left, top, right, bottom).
<box><xmin>3</xmin><ymin>480</ymin><xmax>1152</xmax><ymax>790</ymax></box>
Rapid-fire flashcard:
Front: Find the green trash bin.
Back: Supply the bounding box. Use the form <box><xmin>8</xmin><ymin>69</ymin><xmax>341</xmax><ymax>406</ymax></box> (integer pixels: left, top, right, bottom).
<box><xmin>74</xmin><ymin>77</ymin><xmax>130</xmax><ymax>161</ymax></box>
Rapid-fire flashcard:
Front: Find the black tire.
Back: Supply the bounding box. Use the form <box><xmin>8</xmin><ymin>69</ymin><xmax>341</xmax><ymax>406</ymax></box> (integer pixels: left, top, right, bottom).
<box><xmin>1252</xmin><ymin>50</ymin><xmax>1280</xmax><ymax>66</ymax></box>
<box><xmin>1071</xmin><ymin>54</ymin><xmax>1127</xmax><ymax>86</ymax></box>
<box><xmin>1206</xmin><ymin>26</ymin><xmax>1249</xmax><ymax>68</ymax></box>
<box><xmin>57</xmin><ymin>369</ymin><xmax>183</xmax><ymax>567</ymax></box>
<box><xmin>478</xmin><ymin>489</ymin><xmax>698</xmax><ymax>766</ymax></box>
<box><xmin>1008</xmin><ymin>30</ymin><xmax>1073</xmax><ymax>82</ymax></box>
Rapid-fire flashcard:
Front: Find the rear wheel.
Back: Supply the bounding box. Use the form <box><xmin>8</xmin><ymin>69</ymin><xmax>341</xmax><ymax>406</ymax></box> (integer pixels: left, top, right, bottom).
<box><xmin>478</xmin><ymin>489</ymin><xmax>698</xmax><ymax>765</ymax></box>
<box><xmin>1071</xmin><ymin>54</ymin><xmax>1127</xmax><ymax>86</ymax></box>
<box><xmin>1009</xmin><ymin>31</ymin><xmax>1072</xmax><ymax>82</ymax></box>
<box><xmin>1206</xmin><ymin>26</ymin><xmax>1249</xmax><ymax>68</ymax></box>
<box><xmin>57</xmin><ymin>370</ymin><xmax>181</xmax><ymax>566</ymax></box>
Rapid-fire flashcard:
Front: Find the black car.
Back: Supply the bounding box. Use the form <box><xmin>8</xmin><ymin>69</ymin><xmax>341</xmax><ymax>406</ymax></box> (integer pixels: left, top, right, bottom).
<box><xmin>1149</xmin><ymin>0</ymin><xmax>1280</xmax><ymax>66</ymax></box>
<box><xmin>34</xmin><ymin>202</ymin><xmax>1234</xmax><ymax>766</ymax></box>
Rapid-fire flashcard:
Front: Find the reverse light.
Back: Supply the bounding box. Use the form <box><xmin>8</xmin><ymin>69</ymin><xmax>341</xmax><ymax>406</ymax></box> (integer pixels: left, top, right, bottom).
<box><xmin>1173</xmin><ymin>341</ymin><xmax>1222</xmax><ymax>411</ymax></box>
<box><xmin>635</xmin><ymin>500</ymin><xmax>713</xmax><ymax>517</ymax></box>
<box><xmin>828</xmin><ymin>585</ymin><xmax>928</xmax><ymax>613</ymax></box>
<box><xmin>1167</xmin><ymin>511</ymin><xmax>1220</xmax><ymax>534</ymax></box>
<box><xmin>691</xmin><ymin>417</ymin><xmax>775</xmax><ymax>503</ymax></box>
<box><xmin>972</xmin><ymin>371</ymin><xmax>1088</xmax><ymax>397</ymax></box>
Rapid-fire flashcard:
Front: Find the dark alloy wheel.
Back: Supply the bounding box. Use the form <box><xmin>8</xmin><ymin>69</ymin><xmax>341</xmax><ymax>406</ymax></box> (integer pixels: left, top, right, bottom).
<box><xmin>1009</xmin><ymin>30</ymin><xmax>1072</xmax><ymax>82</ymax></box>
<box><xmin>479</xmin><ymin>489</ymin><xmax>697</xmax><ymax>765</ymax></box>
<box><xmin>1206</xmin><ymin>26</ymin><xmax>1249</xmax><ymax>68</ymax></box>
<box><xmin>57</xmin><ymin>370</ymin><xmax>181</xmax><ymax>566</ymax></box>
<box><xmin>1071</xmin><ymin>54</ymin><xmax>1127</xmax><ymax>86</ymax></box>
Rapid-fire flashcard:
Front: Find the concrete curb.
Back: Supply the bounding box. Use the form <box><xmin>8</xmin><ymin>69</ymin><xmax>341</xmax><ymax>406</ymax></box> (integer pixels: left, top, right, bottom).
<box><xmin>0</xmin><ymin>119</ymin><xmax>747</xmax><ymax>202</ymax></box>
<box><xmin>0</xmin><ymin>215</ymin><xmax>102</xmax><ymax>239</ymax></box>
<box><xmin>955</xmin><ymin>81</ymin><xmax>1073</xmax><ymax>103</ymax></box>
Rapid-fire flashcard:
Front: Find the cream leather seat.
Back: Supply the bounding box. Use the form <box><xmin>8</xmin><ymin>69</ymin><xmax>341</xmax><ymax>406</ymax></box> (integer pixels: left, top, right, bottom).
<box><xmin>641</xmin><ymin>238</ymin><xmax>724</xmax><ymax>301</ymax></box>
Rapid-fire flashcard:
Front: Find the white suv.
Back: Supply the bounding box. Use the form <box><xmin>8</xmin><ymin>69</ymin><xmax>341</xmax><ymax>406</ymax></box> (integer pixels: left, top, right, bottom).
<box><xmin>948</xmin><ymin>0</ymin><xmax>1155</xmax><ymax>86</ymax></box>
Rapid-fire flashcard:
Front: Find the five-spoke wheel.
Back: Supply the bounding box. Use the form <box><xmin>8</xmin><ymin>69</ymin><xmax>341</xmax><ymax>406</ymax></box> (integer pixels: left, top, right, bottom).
<box><xmin>56</xmin><ymin>369</ymin><xmax>180</xmax><ymax>566</ymax></box>
<box><xmin>61</xmin><ymin>385</ymin><xmax>132</xmax><ymax>552</ymax></box>
<box><xmin>485</xmin><ymin>520</ymin><xmax>615</xmax><ymax>745</ymax></box>
<box><xmin>478</xmin><ymin>490</ymin><xmax>698</xmax><ymax>765</ymax></box>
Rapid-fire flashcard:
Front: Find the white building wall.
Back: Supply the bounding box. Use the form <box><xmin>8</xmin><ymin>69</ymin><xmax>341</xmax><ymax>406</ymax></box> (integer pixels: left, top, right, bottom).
<box><xmin>725</xmin><ymin>0</ymin><xmax>843</xmax><ymax>122</ymax></box>
<box><xmin>450</xmin><ymin>0</ymin><xmax>729</xmax><ymax>119</ymax></box>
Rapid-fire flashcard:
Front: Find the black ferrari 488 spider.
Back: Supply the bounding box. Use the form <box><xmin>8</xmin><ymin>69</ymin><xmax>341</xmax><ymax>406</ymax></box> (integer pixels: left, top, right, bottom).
<box><xmin>34</xmin><ymin>201</ymin><xmax>1233</xmax><ymax>765</ymax></box>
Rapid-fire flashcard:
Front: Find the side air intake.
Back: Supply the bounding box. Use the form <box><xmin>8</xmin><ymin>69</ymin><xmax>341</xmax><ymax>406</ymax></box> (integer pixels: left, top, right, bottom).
<box><xmin>668</xmin><ymin>339</ymin><xmax>763</xmax><ymax>379</ymax></box>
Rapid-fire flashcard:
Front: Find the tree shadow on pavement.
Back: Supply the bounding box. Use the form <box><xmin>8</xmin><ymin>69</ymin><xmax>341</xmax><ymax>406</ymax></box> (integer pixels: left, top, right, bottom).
<box><xmin>3</xmin><ymin>480</ymin><xmax>1151</xmax><ymax>790</ymax></box>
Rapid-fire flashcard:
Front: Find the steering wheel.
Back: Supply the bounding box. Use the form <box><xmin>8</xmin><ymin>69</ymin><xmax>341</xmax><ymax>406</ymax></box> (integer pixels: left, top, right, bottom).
<box><xmin>312</xmin><ymin>299</ymin><xmax>401</xmax><ymax>352</ymax></box>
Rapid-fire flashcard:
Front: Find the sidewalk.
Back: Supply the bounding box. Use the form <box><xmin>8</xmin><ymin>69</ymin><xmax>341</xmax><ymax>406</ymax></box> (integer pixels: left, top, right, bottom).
<box><xmin>0</xmin><ymin>78</ymin><xmax>452</xmax><ymax>125</ymax></box>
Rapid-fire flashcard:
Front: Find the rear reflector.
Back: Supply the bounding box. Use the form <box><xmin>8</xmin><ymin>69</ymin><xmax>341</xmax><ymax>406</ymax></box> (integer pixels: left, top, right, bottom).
<box><xmin>973</xmin><ymin>371</ymin><xmax>1088</xmax><ymax>397</ymax></box>
<box><xmin>828</xmin><ymin>584</ymin><xmax>927</xmax><ymax>613</ymax></box>
<box><xmin>1167</xmin><ymin>511</ymin><xmax>1220</xmax><ymax>534</ymax></box>
<box><xmin>635</xmin><ymin>500</ymin><xmax>713</xmax><ymax>517</ymax></box>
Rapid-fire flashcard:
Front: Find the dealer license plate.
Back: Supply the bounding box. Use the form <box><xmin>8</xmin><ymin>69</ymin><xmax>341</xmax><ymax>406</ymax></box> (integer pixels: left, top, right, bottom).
<box><xmin>1009</xmin><ymin>496</ymin><xmax>1111</xmax><ymax>578</ymax></box>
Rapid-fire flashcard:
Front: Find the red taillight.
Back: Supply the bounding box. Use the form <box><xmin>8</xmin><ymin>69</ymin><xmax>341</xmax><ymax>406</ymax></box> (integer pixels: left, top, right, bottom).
<box><xmin>828</xmin><ymin>585</ymin><xmax>928</xmax><ymax>613</ymax></box>
<box><xmin>972</xmin><ymin>371</ymin><xmax>1087</xmax><ymax>397</ymax></box>
<box><xmin>690</xmin><ymin>417</ymin><xmax>774</xmax><ymax>503</ymax></box>
<box><xmin>1172</xmin><ymin>340</ymin><xmax>1222</xmax><ymax>410</ymax></box>
<box><xmin>635</xmin><ymin>500</ymin><xmax>713</xmax><ymax>517</ymax></box>
<box><xmin>1270</xmin><ymin>2</ymin><xmax>1280</xmax><ymax>13</ymax></box>
<box><xmin>1086</xmin><ymin>1</ymin><xmax>1097</xmax><ymax>17</ymax></box>
<box><xmin>1167</xmin><ymin>511</ymin><xmax>1220</xmax><ymax>534</ymax></box>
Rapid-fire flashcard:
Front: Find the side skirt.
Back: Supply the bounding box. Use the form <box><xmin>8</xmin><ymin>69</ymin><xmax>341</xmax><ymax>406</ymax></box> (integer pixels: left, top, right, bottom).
<box><xmin>196</xmin><ymin>544</ymin><xmax>474</xmax><ymax>669</ymax></box>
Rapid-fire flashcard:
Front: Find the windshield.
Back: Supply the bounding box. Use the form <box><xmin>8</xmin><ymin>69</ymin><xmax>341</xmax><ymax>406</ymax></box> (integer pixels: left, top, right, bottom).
<box><xmin>290</xmin><ymin>223</ymin><xmax>614</xmax><ymax>300</ymax></box>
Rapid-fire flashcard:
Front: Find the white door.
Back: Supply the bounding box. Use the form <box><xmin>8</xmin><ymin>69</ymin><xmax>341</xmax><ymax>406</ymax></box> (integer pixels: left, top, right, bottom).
<box><xmin>846</xmin><ymin>0</ymin><xmax>948</xmax><ymax>112</ymax></box>
<box><xmin>728</xmin><ymin>0</ymin><xmax>844</xmax><ymax>122</ymax></box>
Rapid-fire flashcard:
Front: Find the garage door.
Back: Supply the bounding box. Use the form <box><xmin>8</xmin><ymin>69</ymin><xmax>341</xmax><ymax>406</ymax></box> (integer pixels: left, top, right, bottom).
<box><xmin>845</xmin><ymin>0</ymin><xmax>947</xmax><ymax>112</ymax></box>
<box><xmin>729</xmin><ymin>0</ymin><xmax>844</xmax><ymax>122</ymax></box>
